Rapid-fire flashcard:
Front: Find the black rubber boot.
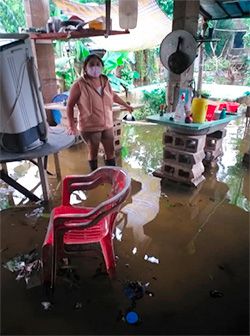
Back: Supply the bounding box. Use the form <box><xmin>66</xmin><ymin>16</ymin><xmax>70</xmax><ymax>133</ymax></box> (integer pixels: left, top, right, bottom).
<box><xmin>88</xmin><ymin>160</ymin><xmax>98</xmax><ymax>171</ymax></box>
<box><xmin>105</xmin><ymin>158</ymin><xmax>116</xmax><ymax>166</ymax></box>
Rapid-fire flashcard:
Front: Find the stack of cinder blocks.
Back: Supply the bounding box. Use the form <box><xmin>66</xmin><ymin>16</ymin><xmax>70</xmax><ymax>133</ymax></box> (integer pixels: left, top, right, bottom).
<box><xmin>204</xmin><ymin>130</ymin><xmax>226</xmax><ymax>164</ymax></box>
<box><xmin>161</xmin><ymin>129</ymin><xmax>206</xmax><ymax>186</ymax></box>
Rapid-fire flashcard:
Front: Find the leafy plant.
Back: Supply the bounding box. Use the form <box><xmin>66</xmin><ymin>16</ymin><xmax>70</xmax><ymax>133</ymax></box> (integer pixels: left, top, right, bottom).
<box><xmin>0</xmin><ymin>0</ymin><xmax>25</xmax><ymax>33</ymax></box>
<box><xmin>102</xmin><ymin>51</ymin><xmax>139</xmax><ymax>92</ymax></box>
<box><xmin>156</xmin><ymin>0</ymin><xmax>173</xmax><ymax>19</ymax></box>
<box><xmin>142</xmin><ymin>87</ymin><xmax>166</xmax><ymax>113</ymax></box>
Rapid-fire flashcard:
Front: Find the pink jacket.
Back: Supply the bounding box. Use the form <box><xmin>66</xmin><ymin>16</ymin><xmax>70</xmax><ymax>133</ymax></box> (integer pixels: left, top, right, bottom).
<box><xmin>70</xmin><ymin>75</ymin><xmax>114</xmax><ymax>132</ymax></box>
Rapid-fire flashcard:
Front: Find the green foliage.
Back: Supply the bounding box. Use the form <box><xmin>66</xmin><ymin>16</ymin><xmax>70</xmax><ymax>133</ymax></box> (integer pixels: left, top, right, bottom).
<box><xmin>143</xmin><ymin>87</ymin><xmax>166</xmax><ymax>112</ymax></box>
<box><xmin>0</xmin><ymin>0</ymin><xmax>25</xmax><ymax>33</ymax></box>
<box><xmin>156</xmin><ymin>0</ymin><xmax>173</xmax><ymax>18</ymax></box>
<box><xmin>132</xmin><ymin>87</ymin><xmax>166</xmax><ymax>120</ymax></box>
<box><xmin>102</xmin><ymin>51</ymin><xmax>139</xmax><ymax>91</ymax></box>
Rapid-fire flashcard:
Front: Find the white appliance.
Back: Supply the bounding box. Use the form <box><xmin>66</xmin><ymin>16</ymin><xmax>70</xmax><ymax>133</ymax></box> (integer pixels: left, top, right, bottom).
<box><xmin>0</xmin><ymin>33</ymin><xmax>48</xmax><ymax>152</ymax></box>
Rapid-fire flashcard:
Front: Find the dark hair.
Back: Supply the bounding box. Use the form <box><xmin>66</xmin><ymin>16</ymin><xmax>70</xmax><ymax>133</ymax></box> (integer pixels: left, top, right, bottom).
<box><xmin>83</xmin><ymin>54</ymin><xmax>104</xmax><ymax>71</ymax></box>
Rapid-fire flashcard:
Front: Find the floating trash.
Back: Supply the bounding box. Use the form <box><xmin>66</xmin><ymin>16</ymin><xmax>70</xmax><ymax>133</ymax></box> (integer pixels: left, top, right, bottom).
<box><xmin>144</xmin><ymin>255</ymin><xmax>160</xmax><ymax>264</ymax></box>
<box><xmin>125</xmin><ymin>311</ymin><xmax>139</xmax><ymax>325</ymax></box>
<box><xmin>123</xmin><ymin>281</ymin><xmax>145</xmax><ymax>301</ymax></box>
<box><xmin>3</xmin><ymin>249</ymin><xmax>42</xmax><ymax>289</ymax></box>
<box><xmin>25</xmin><ymin>207</ymin><xmax>44</xmax><ymax>218</ymax></box>
<box><xmin>210</xmin><ymin>290</ymin><xmax>224</xmax><ymax>298</ymax></box>
<box><xmin>132</xmin><ymin>247</ymin><xmax>137</xmax><ymax>255</ymax></box>
<box><xmin>3</xmin><ymin>249</ymin><xmax>39</xmax><ymax>272</ymax></box>
<box><xmin>145</xmin><ymin>290</ymin><xmax>154</xmax><ymax>297</ymax></box>
<box><xmin>41</xmin><ymin>301</ymin><xmax>52</xmax><ymax>311</ymax></box>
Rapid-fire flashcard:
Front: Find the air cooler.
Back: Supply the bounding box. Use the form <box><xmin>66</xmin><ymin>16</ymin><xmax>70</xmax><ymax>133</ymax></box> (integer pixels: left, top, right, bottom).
<box><xmin>0</xmin><ymin>33</ymin><xmax>48</xmax><ymax>152</ymax></box>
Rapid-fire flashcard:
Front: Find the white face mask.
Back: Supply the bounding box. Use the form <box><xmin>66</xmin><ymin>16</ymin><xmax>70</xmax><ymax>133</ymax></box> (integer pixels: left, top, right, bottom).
<box><xmin>86</xmin><ymin>66</ymin><xmax>102</xmax><ymax>78</ymax></box>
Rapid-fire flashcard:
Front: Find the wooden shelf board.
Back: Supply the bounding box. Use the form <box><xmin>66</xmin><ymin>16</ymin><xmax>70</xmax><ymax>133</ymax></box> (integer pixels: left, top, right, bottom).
<box><xmin>30</xmin><ymin>29</ymin><xmax>129</xmax><ymax>41</ymax></box>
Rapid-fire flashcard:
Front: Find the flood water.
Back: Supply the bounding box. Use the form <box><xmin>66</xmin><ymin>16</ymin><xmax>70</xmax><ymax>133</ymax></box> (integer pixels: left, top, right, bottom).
<box><xmin>0</xmin><ymin>117</ymin><xmax>249</xmax><ymax>335</ymax></box>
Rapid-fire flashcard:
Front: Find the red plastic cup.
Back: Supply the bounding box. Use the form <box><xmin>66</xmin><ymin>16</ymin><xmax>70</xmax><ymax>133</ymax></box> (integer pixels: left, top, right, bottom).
<box><xmin>206</xmin><ymin>104</ymin><xmax>217</xmax><ymax>121</ymax></box>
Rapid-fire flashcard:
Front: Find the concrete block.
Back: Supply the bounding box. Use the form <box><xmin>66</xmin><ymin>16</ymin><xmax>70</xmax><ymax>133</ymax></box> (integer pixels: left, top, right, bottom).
<box><xmin>207</xmin><ymin>129</ymin><xmax>226</xmax><ymax>139</ymax></box>
<box><xmin>163</xmin><ymin>130</ymin><xmax>206</xmax><ymax>153</ymax></box>
<box><xmin>205</xmin><ymin>138</ymin><xmax>223</xmax><ymax>152</ymax></box>
<box><xmin>162</xmin><ymin>161</ymin><xmax>205</xmax><ymax>182</ymax></box>
<box><xmin>163</xmin><ymin>147</ymin><xmax>205</xmax><ymax>168</ymax></box>
<box><xmin>114</xmin><ymin>136</ymin><xmax>122</xmax><ymax>152</ymax></box>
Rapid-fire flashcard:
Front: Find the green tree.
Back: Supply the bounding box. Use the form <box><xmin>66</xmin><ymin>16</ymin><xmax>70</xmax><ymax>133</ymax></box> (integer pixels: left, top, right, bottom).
<box><xmin>156</xmin><ymin>0</ymin><xmax>173</xmax><ymax>18</ymax></box>
<box><xmin>0</xmin><ymin>0</ymin><xmax>25</xmax><ymax>33</ymax></box>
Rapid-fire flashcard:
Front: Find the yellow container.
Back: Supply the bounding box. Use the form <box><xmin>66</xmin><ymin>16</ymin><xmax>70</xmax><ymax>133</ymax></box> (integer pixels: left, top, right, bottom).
<box><xmin>191</xmin><ymin>98</ymin><xmax>208</xmax><ymax>123</ymax></box>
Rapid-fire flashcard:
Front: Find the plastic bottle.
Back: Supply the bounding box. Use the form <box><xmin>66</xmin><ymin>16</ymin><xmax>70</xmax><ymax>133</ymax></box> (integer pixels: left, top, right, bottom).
<box><xmin>219</xmin><ymin>107</ymin><xmax>227</xmax><ymax>119</ymax></box>
<box><xmin>174</xmin><ymin>94</ymin><xmax>186</xmax><ymax>122</ymax></box>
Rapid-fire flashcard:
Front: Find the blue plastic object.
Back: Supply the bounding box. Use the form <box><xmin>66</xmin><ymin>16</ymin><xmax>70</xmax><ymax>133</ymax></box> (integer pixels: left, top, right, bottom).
<box><xmin>51</xmin><ymin>92</ymin><xmax>69</xmax><ymax>124</ymax></box>
<box><xmin>125</xmin><ymin>311</ymin><xmax>139</xmax><ymax>324</ymax></box>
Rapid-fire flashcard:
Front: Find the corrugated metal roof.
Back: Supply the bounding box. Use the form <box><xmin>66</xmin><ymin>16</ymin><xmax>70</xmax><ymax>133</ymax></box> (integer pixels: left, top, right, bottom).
<box><xmin>53</xmin><ymin>0</ymin><xmax>172</xmax><ymax>51</ymax></box>
<box><xmin>200</xmin><ymin>0</ymin><xmax>250</xmax><ymax>20</ymax></box>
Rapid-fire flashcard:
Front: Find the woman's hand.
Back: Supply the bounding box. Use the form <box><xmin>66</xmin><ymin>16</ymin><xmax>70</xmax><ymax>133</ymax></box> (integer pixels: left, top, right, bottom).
<box><xmin>126</xmin><ymin>104</ymin><xmax>134</xmax><ymax>113</ymax></box>
<box><xmin>67</xmin><ymin>125</ymin><xmax>78</xmax><ymax>135</ymax></box>
<box><xmin>126</xmin><ymin>102</ymin><xmax>134</xmax><ymax>113</ymax></box>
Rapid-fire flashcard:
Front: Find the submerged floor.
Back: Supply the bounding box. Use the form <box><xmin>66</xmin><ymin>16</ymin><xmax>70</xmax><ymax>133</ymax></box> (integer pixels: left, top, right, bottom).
<box><xmin>0</xmin><ymin>117</ymin><xmax>249</xmax><ymax>335</ymax></box>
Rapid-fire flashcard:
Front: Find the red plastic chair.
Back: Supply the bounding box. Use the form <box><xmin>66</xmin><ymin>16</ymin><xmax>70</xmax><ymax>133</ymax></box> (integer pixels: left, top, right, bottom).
<box><xmin>42</xmin><ymin>167</ymin><xmax>131</xmax><ymax>290</ymax></box>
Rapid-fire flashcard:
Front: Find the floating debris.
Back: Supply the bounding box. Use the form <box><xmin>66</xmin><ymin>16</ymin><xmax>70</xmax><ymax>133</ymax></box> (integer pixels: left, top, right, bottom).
<box><xmin>210</xmin><ymin>290</ymin><xmax>224</xmax><ymax>298</ymax></box>
<box><xmin>132</xmin><ymin>247</ymin><xmax>137</xmax><ymax>255</ymax></box>
<box><xmin>123</xmin><ymin>281</ymin><xmax>145</xmax><ymax>301</ymax></box>
<box><xmin>125</xmin><ymin>311</ymin><xmax>139</xmax><ymax>325</ymax></box>
<box><xmin>3</xmin><ymin>249</ymin><xmax>39</xmax><ymax>272</ymax></box>
<box><xmin>144</xmin><ymin>255</ymin><xmax>160</xmax><ymax>264</ymax></box>
<box><xmin>25</xmin><ymin>207</ymin><xmax>44</xmax><ymax>218</ymax></box>
<box><xmin>145</xmin><ymin>290</ymin><xmax>154</xmax><ymax>297</ymax></box>
<box><xmin>41</xmin><ymin>301</ymin><xmax>52</xmax><ymax>311</ymax></box>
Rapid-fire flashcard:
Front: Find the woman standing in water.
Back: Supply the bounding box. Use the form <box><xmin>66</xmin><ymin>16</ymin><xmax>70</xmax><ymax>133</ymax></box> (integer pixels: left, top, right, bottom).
<box><xmin>67</xmin><ymin>53</ymin><xmax>133</xmax><ymax>171</ymax></box>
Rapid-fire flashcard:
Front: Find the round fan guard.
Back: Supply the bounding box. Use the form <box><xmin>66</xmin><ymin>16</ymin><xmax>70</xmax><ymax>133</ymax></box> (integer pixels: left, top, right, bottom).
<box><xmin>160</xmin><ymin>30</ymin><xmax>197</xmax><ymax>74</ymax></box>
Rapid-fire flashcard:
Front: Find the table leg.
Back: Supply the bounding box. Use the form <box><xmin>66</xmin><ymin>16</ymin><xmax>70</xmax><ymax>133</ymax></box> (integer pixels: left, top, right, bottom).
<box><xmin>53</xmin><ymin>153</ymin><xmax>61</xmax><ymax>180</ymax></box>
<box><xmin>37</xmin><ymin>157</ymin><xmax>50</xmax><ymax>202</ymax></box>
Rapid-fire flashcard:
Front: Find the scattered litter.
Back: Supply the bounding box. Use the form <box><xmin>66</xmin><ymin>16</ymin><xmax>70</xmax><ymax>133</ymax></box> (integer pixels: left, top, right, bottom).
<box><xmin>25</xmin><ymin>207</ymin><xmax>44</xmax><ymax>218</ymax></box>
<box><xmin>125</xmin><ymin>311</ymin><xmax>139</xmax><ymax>325</ymax></box>
<box><xmin>74</xmin><ymin>302</ymin><xmax>83</xmax><ymax>310</ymax></box>
<box><xmin>41</xmin><ymin>301</ymin><xmax>52</xmax><ymax>311</ymax></box>
<box><xmin>144</xmin><ymin>255</ymin><xmax>160</xmax><ymax>264</ymax></box>
<box><xmin>132</xmin><ymin>247</ymin><xmax>137</xmax><ymax>255</ymax></box>
<box><xmin>152</xmin><ymin>276</ymin><xmax>157</xmax><ymax>281</ymax></box>
<box><xmin>145</xmin><ymin>290</ymin><xmax>154</xmax><ymax>297</ymax></box>
<box><xmin>123</xmin><ymin>281</ymin><xmax>145</xmax><ymax>301</ymax></box>
<box><xmin>3</xmin><ymin>249</ymin><xmax>42</xmax><ymax>289</ymax></box>
<box><xmin>3</xmin><ymin>249</ymin><xmax>39</xmax><ymax>272</ymax></box>
<box><xmin>210</xmin><ymin>290</ymin><xmax>224</xmax><ymax>298</ymax></box>
<box><xmin>125</xmin><ymin>263</ymin><xmax>130</xmax><ymax>268</ymax></box>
